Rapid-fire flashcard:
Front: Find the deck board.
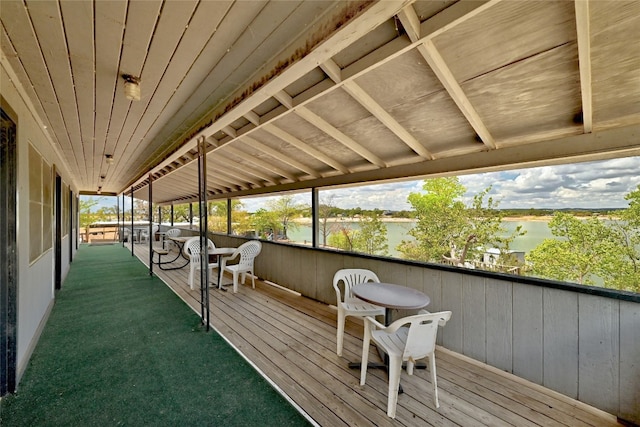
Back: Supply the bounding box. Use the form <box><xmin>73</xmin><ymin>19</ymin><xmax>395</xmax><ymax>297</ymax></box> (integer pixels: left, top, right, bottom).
<box><xmin>130</xmin><ymin>243</ymin><xmax>621</xmax><ymax>427</ymax></box>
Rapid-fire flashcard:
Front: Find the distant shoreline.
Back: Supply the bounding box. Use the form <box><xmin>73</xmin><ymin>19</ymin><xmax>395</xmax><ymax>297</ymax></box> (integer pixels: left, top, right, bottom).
<box><xmin>294</xmin><ymin>215</ymin><xmax>555</xmax><ymax>224</ymax></box>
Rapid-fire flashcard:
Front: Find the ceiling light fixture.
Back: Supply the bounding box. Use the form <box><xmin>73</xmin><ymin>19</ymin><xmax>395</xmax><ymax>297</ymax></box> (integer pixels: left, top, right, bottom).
<box><xmin>100</xmin><ymin>175</ymin><xmax>106</xmax><ymax>181</ymax></box>
<box><xmin>122</xmin><ymin>74</ymin><xmax>141</xmax><ymax>101</ymax></box>
<box><xmin>97</xmin><ymin>186</ymin><xmax>102</xmax><ymax>195</ymax></box>
<box><xmin>105</xmin><ymin>154</ymin><xmax>114</xmax><ymax>164</ymax></box>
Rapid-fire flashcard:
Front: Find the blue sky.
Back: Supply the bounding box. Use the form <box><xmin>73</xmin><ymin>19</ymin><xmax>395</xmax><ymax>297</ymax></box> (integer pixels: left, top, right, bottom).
<box><xmin>86</xmin><ymin>156</ymin><xmax>640</xmax><ymax>212</ymax></box>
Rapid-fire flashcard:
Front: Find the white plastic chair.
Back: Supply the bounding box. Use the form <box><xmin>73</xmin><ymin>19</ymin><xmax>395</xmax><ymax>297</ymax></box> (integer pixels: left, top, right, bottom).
<box><xmin>122</xmin><ymin>227</ymin><xmax>135</xmax><ymax>243</ymax></box>
<box><xmin>332</xmin><ymin>269</ymin><xmax>385</xmax><ymax>356</ymax></box>
<box><xmin>139</xmin><ymin>225</ymin><xmax>158</xmax><ymax>244</ymax></box>
<box><xmin>183</xmin><ymin>237</ymin><xmax>217</xmax><ymax>290</ymax></box>
<box><xmin>220</xmin><ymin>240</ymin><xmax>262</xmax><ymax>293</ymax></box>
<box><xmin>360</xmin><ymin>311</ymin><xmax>452</xmax><ymax>418</ymax></box>
<box><xmin>165</xmin><ymin>228</ymin><xmax>181</xmax><ymax>250</ymax></box>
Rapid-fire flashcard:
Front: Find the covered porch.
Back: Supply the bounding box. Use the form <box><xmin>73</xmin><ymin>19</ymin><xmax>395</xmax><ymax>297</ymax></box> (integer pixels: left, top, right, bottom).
<box><xmin>2</xmin><ymin>1</ymin><xmax>640</xmax><ymax>425</ymax></box>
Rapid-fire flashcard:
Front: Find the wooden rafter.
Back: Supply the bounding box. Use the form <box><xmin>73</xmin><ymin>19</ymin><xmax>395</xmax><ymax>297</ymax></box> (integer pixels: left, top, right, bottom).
<box><xmin>262</xmin><ymin>123</ymin><xmax>349</xmax><ymax>174</ymax></box>
<box><xmin>397</xmin><ymin>5</ymin><xmax>496</xmax><ymax>150</ymax></box>
<box><xmin>207</xmin><ymin>158</ymin><xmax>266</xmax><ymax>188</ymax></box>
<box><xmin>295</xmin><ymin>106</ymin><xmax>386</xmax><ymax>167</ymax></box>
<box><xmin>223</xmin><ymin>145</ymin><xmax>298</xmax><ymax>182</ymax></box>
<box><xmin>240</xmin><ymin>135</ymin><xmax>321</xmax><ymax>178</ymax></box>
<box><xmin>321</xmin><ymin>59</ymin><xmax>433</xmax><ymax>160</ymax></box>
<box><xmin>574</xmin><ymin>0</ymin><xmax>593</xmax><ymax>133</ymax></box>
<box><xmin>214</xmin><ymin>152</ymin><xmax>280</xmax><ymax>185</ymax></box>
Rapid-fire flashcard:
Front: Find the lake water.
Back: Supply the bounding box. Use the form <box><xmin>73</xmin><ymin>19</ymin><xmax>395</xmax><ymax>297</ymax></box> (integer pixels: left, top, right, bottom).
<box><xmin>286</xmin><ymin>220</ymin><xmax>552</xmax><ymax>257</ymax></box>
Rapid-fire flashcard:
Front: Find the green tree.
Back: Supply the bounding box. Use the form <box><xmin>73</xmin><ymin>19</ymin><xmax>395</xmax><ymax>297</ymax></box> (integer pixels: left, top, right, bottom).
<box><xmin>526</xmin><ymin>213</ymin><xmax>617</xmax><ymax>286</ymax></box>
<box><xmin>526</xmin><ymin>186</ymin><xmax>640</xmax><ymax>292</ymax></box>
<box><xmin>208</xmin><ymin>201</ymin><xmax>227</xmax><ymax>232</ymax></box>
<box><xmin>318</xmin><ymin>195</ymin><xmax>340</xmax><ymax>247</ymax></box>
<box><xmin>397</xmin><ymin>177</ymin><xmax>522</xmax><ymax>265</ymax></box>
<box><xmin>601</xmin><ymin>186</ymin><xmax>640</xmax><ymax>292</ymax></box>
<box><xmin>353</xmin><ymin>210</ymin><xmax>388</xmax><ymax>256</ymax></box>
<box><xmin>173</xmin><ymin>203</ymin><xmax>192</xmax><ymax>223</ymax></box>
<box><xmin>250</xmin><ymin>208</ymin><xmax>280</xmax><ymax>238</ymax></box>
<box><xmin>262</xmin><ymin>195</ymin><xmax>307</xmax><ymax>239</ymax></box>
<box><xmin>79</xmin><ymin>197</ymin><xmax>101</xmax><ymax>228</ymax></box>
<box><xmin>327</xmin><ymin>212</ymin><xmax>388</xmax><ymax>256</ymax></box>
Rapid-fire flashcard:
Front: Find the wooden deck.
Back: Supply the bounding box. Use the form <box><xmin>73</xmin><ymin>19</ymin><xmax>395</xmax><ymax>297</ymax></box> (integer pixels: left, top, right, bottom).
<box><xmin>129</xmin><ymin>242</ymin><xmax>621</xmax><ymax>427</ymax></box>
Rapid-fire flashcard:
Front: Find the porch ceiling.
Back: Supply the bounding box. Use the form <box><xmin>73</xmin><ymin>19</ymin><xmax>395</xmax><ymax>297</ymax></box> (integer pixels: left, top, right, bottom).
<box><xmin>2</xmin><ymin>1</ymin><xmax>640</xmax><ymax>204</ymax></box>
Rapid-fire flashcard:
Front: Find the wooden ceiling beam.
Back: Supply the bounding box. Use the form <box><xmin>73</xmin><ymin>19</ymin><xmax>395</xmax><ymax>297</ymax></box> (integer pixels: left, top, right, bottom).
<box><xmin>222</xmin><ymin>126</ymin><xmax>237</xmax><ymax>138</ymax></box>
<box><xmin>321</xmin><ymin>58</ymin><xmax>433</xmax><ymax>160</ymax></box>
<box><xmin>345</xmin><ymin>82</ymin><xmax>434</xmax><ymax>160</ymax></box>
<box><xmin>223</xmin><ymin>145</ymin><xmax>298</xmax><ymax>182</ymax></box>
<box><xmin>244</xmin><ymin>111</ymin><xmax>261</xmax><ymax>127</ymax></box>
<box><xmin>240</xmin><ymin>135</ymin><xmax>321</xmax><ymax>178</ymax></box>
<box><xmin>214</xmin><ymin>152</ymin><xmax>279</xmax><ymax>185</ymax></box>
<box><xmin>295</xmin><ymin>106</ymin><xmax>387</xmax><ymax>168</ymax></box>
<box><xmin>207</xmin><ymin>159</ymin><xmax>266</xmax><ymax>188</ymax></box>
<box><xmin>273</xmin><ymin>90</ymin><xmax>294</xmax><ymax>109</ymax></box>
<box><xmin>574</xmin><ymin>0</ymin><xmax>593</xmax><ymax>133</ymax></box>
<box><xmin>397</xmin><ymin>5</ymin><xmax>496</xmax><ymax>150</ymax></box>
<box><xmin>262</xmin><ymin>123</ymin><xmax>349</xmax><ymax>174</ymax></box>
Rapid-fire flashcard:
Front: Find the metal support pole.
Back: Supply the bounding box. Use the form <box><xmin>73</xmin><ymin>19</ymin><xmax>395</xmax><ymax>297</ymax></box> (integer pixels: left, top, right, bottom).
<box><xmin>312</xmin><ymin>188</ymin><xmax>319</xmax><ymax>248</ymax></box>
<box><xmin>189</xmin><ymin>203</ymin><xmax>193</xmax><ymax>229</ymax></box>
<box><xmin>131</xmin><ymin>187</ymin><xmax>134</xmax><ymax>257</ymax></box>
<box><xmin>117</xmin><ymin>194</ymin><xmax>120</xmax><ymax>244</ymax></box>
<box><xmin>197</xmin><ymin>136</ymin><xmax>210</xmax><ymax>329</ymax></box>
<box><xmin>227</xmin><ymin>198</ymin><xmax>232</xmax><ymax>235</ymax></box>
<box><xmin>122</xmin><ymin>193</ymin><xmax>126</xmax><ymax>248</ymax></box>
<box><xmin>76</xmin><ymin>196</ymin><xmax>80</xmax><ymax>250</ymax></box>
<box><xmin>149</xmin><ymin>173</ymin><xmax>153</xmax><ymax>276</ymax></box>
<box><xmin>170</xmin><ymin>204</ymin><xmax>174</xmax><ymax>226</ymax></box>
<box><xmin>69</xmin><ymin>189</ymin><xmax>74</xmax><ymax>262</ymax></box>
<box><xmin>158</xmin><ymin>206</ymin><xmax>162</xmax><ymax>228</ymax></box>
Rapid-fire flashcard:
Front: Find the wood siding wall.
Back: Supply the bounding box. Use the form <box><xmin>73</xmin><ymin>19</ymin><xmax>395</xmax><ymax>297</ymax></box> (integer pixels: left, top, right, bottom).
<box><xmin>210</xmin><ymin>233</ymin><xmax>639</xmax><ymax>424</ymax></box>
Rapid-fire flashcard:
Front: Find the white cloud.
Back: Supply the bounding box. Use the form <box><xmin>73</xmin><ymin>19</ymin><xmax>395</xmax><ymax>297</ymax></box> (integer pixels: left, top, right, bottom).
<box><xmin>240</xmin><ymin>157</ymin><xmax>640</xmax><ymax>211</ymax></box>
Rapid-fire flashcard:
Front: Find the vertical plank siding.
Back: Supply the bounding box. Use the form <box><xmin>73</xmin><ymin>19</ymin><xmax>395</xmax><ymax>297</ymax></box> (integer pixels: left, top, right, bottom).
<box><xmin>578</xmin><ymin>294</ymin><xmax>620</xmax><ymax>415</ymax></box>
<box><xmin>207</xmin><ymin>234</ymin><xmax>639</xmax><ymax>423</ymax></box>
<box><xmin>485</xmin><ymin>281</ymin><xmax>512</xmax><ymax>372</ymax></box>
<box><xmin>513</xmin><ymin>284</ymin><xmax>544</xmax><ymax>384</ymax></box>
<box><xmin>618</xmin><ymin>301</ymin><xmax>640</xmax><ymax>423</ymax></box>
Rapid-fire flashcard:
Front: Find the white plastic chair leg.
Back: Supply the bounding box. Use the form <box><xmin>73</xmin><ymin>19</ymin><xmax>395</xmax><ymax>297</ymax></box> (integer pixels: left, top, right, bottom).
<box><xmin>406</xmin><ymin>360</ymin><xmax>415</xmax><ymax>376</ymax></box>
<box><xmin>430</xmin><ymin>353</ymin><xmax>439</xmax><ymax>408</ymax></box>
<box><xmin>360</xmin><ymin>329</ymin><xmax>370</xmax><ymax>385</ymax></box>
<box><xmin>387</xmin><ymin>356</ymin><xmax>401</xmax><ymax>418</ymax></box>
<box><xmin>232</xmin><ymin>271</ymin><xmax>239</xmax><ymax>293</ymax></box>
<box><xmin>250</xmin><ymin>271</ymin><xmax>255</xmax><ymax>289</ymax></box>
<box><xmin>336</xmin><ymin>310</ymin><xmax>346</xmax><ymax>356</ymax></box>
<box><xmin>188</xmin><ymin>266</ymin><xmax>195</xmax><ymax>290</ymax></box>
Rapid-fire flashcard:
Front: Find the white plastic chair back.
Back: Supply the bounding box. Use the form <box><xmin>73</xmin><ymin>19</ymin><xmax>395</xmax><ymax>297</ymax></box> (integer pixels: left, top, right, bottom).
<box><xmin>165</xmin><ymin>228</ymin><xmax>181</xmax><ymax>238</ymax></box>
<box><xmin>140</xmin><ymin>225</ymin><xmax>158</xmax><ymax>243</ymax></box>
<box><xmin>333</xmin><ymin>268</ymin><xmax>380</xmax><ymax>303</ymax></box>
<box><xmin>332</xmin><ymin>269</ymin><xmax>384</xmax><ymax>356</ymax></box>
<box><xmin>402</xmin><ymin>312</ymin><xmax>450</xmax><ymax>360</ymax></box>
<box><xmin>184</xmin><ymin>236</ymin><xmax>215</xmax><ymax>262</ymax></box>
<box><xmin>184</xmin><ymin>237</ymin><xmax>217</xmax><ymax>290</ymax></box>
<box><xmin>236</xmin><ymin>240</ymin><xmax>262</xmax><ymax>270</ymax></box>
<box><xmin>221</xmin><ymin>240</ymin><xmax>262</xmax><ymax>292</ymax></box>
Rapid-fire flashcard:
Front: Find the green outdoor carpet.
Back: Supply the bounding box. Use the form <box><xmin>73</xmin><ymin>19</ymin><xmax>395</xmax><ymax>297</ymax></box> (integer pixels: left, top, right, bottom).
<box><xmin>1</xmin><ymin>245</ymin><xmax>310</xmax><ymax>427</ymax></box>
